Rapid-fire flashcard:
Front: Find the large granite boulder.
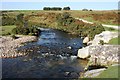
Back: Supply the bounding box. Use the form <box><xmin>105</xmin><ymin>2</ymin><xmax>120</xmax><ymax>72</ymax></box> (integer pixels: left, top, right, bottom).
<box><xmin>92</xmin><ymin>31</ymin><xmax>118</xmax><ymax>45</ymax></box>
<box><xmin>77</xmin><ymin>45</ymin><xmax>119</xmax><ymax>66</ymax></box>
<box><xmin>77</xmin><ymin>46</ymin><xmax>89</xmax><ymax>59</ymax></box>
<box><xmin>88</xmin><ymin>45</ymin><xmax>119</xmax><ymax>66</ymax></box>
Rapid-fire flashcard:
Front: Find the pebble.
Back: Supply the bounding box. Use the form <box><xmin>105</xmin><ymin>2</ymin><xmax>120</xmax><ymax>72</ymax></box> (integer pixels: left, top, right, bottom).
<box><xmin>67</xmin><ymin>46</ymin><xmax>72</xmax><ymax>49</ymax></box>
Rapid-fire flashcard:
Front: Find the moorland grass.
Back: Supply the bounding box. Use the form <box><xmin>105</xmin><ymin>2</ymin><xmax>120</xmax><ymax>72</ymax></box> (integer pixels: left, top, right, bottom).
<box><xmin>96</xmin><ymin>65</ymin><xmax>119</xmax><ymax>78</ymax></box>
<box><xmin>1</xmin><ymin>25</ymin><xmax>16</xmax><ymax>36</ymax></box>
<box><xmin>2</xmin><ymin>10</ymin><xmax>118</xmax><ymax>25</ymax></box>
<box><xmin>108</xmin><ymin>37</ymin><xmax>120</xmax><ymax>45</ymax></box>
<box><xmin>104</xmin><ymin>27</ymin><xmax>119</xmax><ymax>32</ymax></box>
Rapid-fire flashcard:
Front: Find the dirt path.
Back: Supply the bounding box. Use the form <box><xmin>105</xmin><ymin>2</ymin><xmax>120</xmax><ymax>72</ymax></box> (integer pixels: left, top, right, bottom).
<box><xmin>76</xmin><ymin>18</ymin><xmax>120</xmax><ymax>30</ymax></box>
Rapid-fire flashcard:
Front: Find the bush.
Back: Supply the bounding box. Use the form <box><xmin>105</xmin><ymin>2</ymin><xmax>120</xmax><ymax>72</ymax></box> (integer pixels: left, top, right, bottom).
<box><xmin>99</xmin><ymin>40</ymin><xmax>104</xmax><ymax>45</ymax></box>
<box><xmin>56</xmin><ymin>12</ymin><xmax>73</xmax><ymax>26</ymax></box>
<box><xmin>56</xmin><ymin>12</ymin><xmax>105</xmax><ymax>40</ymax></box>
<box><xmin>12</xmin><ymin>28</ymin><xmax>18</xmax><ymax>34</ymax></box>
<box><xmin>6</xmin><ymin>32</ymin><xmax>11</xmax><ymax>35</ymax></box>
<box><xmin>11</xmin><ymin>35</ymin><xmax>17</xmax><ymax>39</ymax></box>
<box><xmin>12</xmin><ymin>26</ymin><xmax>40</xmax><ymax>36</ymax></box>
<box><xmin>2</xmin><ymin>14</ymin><xmax>16</xmax><ymax>26</ymax></box>
<box><xmin>23</xmin><ymin>28</ymin><xmax>30</xmax><ymax>35</ymax></box>
<box><xmin>62</xmin><ymin>12</ymin><xmax>71</xmax><ymax>19</ymax></box>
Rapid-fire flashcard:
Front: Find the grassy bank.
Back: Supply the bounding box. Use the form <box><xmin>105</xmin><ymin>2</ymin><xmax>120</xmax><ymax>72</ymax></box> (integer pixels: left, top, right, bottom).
<box><xmin>1</xmin><ymin>25</ymin><xmax>16</xmax><ymax>36</ymax></box>
<box><xmin>2</xmin><ymin>10</ymin><xmax>105</xmax><ymax>40</ymax></box>
<box><xmin>108</xmin><ymin>37</ymin><xmax>120</xmax><ymax>45</ymax></box>
<box><xmin>96</xmin><ymin>65</ymin><xmax>119</xmax><ymax>78</ymax></box>
<box><xmin>104</xmin><ymin>27</ymin><xmax>118</xmax><ymax>32</ymax></box>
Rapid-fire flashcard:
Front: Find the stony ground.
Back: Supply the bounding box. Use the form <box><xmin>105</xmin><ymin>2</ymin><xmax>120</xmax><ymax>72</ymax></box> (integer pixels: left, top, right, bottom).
<box><xmin>78</xmin><ymin>30</ymin><xmax>120</xmax><ymax>78</ymax></box>
<box><xmin>89</xmin><ymin>45</ymin><xmax>120</xmax><ymax>66</ymax></box>
<box><xmin>0</xmin><ymin>35</ymin><xmax>37</xmax><ymax>58</ymax></box>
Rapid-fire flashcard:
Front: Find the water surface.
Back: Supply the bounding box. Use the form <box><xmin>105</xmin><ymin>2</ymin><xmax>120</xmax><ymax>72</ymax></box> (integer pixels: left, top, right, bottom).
<box><xmin>2</xmin><ymin>28</ymin><xmax>87</xmax><ymax>78</ymax></box>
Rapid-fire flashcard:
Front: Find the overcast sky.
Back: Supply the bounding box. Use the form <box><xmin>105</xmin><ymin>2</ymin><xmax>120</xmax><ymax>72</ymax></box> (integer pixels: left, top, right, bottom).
<box><xmin>1</xmin><ymin>2</ymin><xmax>119</xmax><ymax>10</ymax></box>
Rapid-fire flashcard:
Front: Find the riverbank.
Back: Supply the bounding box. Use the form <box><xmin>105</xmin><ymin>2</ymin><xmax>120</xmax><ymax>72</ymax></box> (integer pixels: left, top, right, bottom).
<box><xmin>0</xmin><ymin>35</ymin><xmax>37</xmax><ymax>58</ymax></box>
<box><xmin>77</xmin><ymin>31</ymin><xmax>119</xmax><ymax>78</ymax></box>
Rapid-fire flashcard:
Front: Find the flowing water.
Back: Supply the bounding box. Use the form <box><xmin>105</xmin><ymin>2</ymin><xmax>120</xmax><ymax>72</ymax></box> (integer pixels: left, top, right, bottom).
<box><xmin>2</xmin><ymin>28</ymin><xmax>88</xmax><ymax>79</ymax></box>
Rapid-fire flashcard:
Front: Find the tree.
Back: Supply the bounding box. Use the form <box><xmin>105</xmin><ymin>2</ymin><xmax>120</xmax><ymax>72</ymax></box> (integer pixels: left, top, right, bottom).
<box><xmin>82</xmin><ymin>9</ymin><xmax>88</xmax><ymax>11</ymax></box>
<box><xmin>90</xmin><ymin>9</ymin><xmax>93</xmax><ymax>11</ymax></box>
<box><xmin>43</xmin><ymin>7</ymin><xmax>62</xmax><ymax>11</ymax></box>
<box><xmin>43</xmin><ymin>7</ymin><xmax>51</xmax><ymax>10</ymax></box>
<box><xmin>63</xmin><ymin>7</ymin><xmax>70</xmax><ymax>10</ymax></box>
<box><xmin>51</xmin><ymin>7</ymin><xmax>62</xmax><ymax>10</ymax></box>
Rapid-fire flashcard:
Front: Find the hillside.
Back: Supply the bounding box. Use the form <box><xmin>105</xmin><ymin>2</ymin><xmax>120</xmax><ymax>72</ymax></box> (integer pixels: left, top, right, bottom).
<box><xmin>2</xmin><ymin>10</ymin><xmax>118</xmax><ymax>40</ymax></box>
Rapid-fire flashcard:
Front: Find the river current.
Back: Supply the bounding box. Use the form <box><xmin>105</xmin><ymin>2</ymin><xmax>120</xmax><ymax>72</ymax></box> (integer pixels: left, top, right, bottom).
<box><xmin>2</xmin><ymin>28</ymin><xmax>87</xmax><ymax>78</ymax></box>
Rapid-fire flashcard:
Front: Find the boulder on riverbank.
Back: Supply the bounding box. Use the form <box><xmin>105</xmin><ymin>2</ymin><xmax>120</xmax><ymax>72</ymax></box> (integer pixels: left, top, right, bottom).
<box><xmin>88</xmin><ymin>45</ymin><xmax>119</xmax><ymax>66</ymax></box>
<box><xmin>91</xmin><ymin>31</ymin><xmax>118</xmax><ymax>45</ymax></box>
<box><xmin>78</xmin><ymin>45</ymin><xmax>119</xmax><ymax>78</ymax></box>
<box><xmin>82</xmin><ymin>68</ymin><xmax>106</xmax><ymax>78</ymax></box>
<box><xmin>83</xmin><ymin>37</ymin><xmax>89</xmax><ymax>44</ymax></box>
<box><xmin>78</xmin><ymin>30</ymin><xmax>119</xmax><ymax>61</ymax></box>
<box><xmin>77</xmin><ymin>46</ymin><xmax>89</xmax><ymax>59</ymax></box>
<box><xmin>78</xmin><ymin>45</ymin><xmax>119</xmax><ymax>65</ymax></box>
<box><xmin>82</xmin><ymin>64</ymin><xmax>120</xmax><ymax>78</ymax></box>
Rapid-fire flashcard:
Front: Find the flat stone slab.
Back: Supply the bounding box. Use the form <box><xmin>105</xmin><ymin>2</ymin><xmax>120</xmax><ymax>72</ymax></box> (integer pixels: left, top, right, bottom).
<box><xmin>83</xmin><ymin>68</ymin><xmax>106</xmax><ymax>78</ymax></box>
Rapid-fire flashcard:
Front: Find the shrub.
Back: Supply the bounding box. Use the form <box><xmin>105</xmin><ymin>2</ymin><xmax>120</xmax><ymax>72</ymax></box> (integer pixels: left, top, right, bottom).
<box><xmin>11</xmin><ymin>35</ymin><xmax>17</xmax><ymax>39</ymax></box>
<box><xmin>16</xmin><ymin>13</ymin><xmax>24</xmax><ymax>22</ymax></box>
<box><xmin>99</xmin><ymin>40</ymin><xmax>104</xmax><ymax>45</ymax></box>
<box><xmin>56</xmin><ymin>12</ymin><xmax>105</xmax><ymax>40</ymax></box>
<box><xmin>56</xmin><ymin>12</ymin><xmax>73</xmax><ymax>26</ymax></box>
<box><xmin>12</xmin><ymin>26</ymin><xmax>40</xmax><ymax>36</ymax></box>
<box><xmin>15</xmin><ymin>14</ymin><xmax>24</xmax><ymax>27</ymax></box>
<box><xmin>23</xmin><ymin>27</ymin><xmax>30</xmax><ymax>35</ymax></box>
<box><xmin>2</xmin><ymin>14</ymin><xmax>16</xmax><ymax>26</ymax></box>
<box><xmin>62</xmin><ymin>12</ymin><xmax>71</xmax><ymax>19</ymax></box>
<box><xmin>6</xmin><ymin>32</ymin><xmax>11</xmax><ymax>35</ymax></box>
<box><xmin>12</xmin><ymin>28</ymin><xmax>18</xmax><ymax>34</ymax></box>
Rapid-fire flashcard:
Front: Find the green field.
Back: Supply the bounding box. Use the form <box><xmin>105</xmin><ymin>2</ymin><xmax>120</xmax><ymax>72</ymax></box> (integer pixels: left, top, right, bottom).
<box><xmin>108</xmin><ymin>37</ymin><xmax>120</xmax><ymax>45</ymax></box>
<box><xmin>96</xmin><ymin>65</ymin><xmax>119</xmax><ymax>78</ymax></box>
<box><xmin>1</xmin><ymin>25</ymin><xmax>16</xmax><ymax>35</ymax></box>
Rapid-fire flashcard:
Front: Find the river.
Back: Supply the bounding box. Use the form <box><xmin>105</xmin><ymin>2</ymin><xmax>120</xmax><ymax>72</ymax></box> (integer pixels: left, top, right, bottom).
<box><xmin>2</xmin><ymin>28</ymin><xmax>88</xmax><ymax>79</ymax></box>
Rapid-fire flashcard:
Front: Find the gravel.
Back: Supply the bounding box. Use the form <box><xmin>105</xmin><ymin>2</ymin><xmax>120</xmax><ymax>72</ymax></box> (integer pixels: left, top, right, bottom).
<box><xmin>0</xmin><ymin>35</ymin><xmax>37</xmax><ymax>58</ymax></box>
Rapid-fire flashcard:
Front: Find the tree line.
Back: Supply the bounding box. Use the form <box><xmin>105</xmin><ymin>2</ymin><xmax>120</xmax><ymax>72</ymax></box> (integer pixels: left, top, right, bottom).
<box><xmin>43</xmin><ymin>7</ymin><xmax>70</xmax><ymax>10</ymax></box>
